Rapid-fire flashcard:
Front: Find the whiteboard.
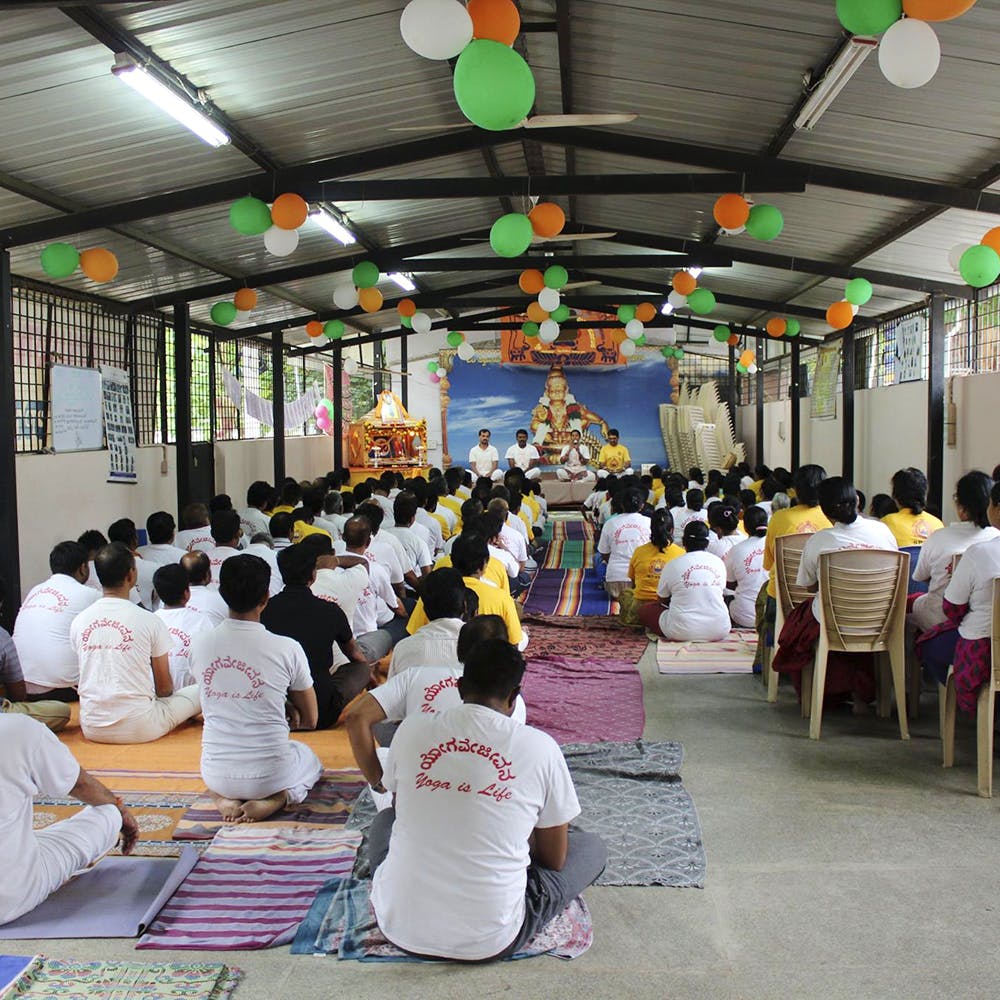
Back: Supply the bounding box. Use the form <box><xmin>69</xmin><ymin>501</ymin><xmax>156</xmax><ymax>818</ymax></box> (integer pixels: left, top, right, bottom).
<box><xmin>51</xmin><ymin>364</ymin><xmax>104</xmax><ymax>453</ymax></box>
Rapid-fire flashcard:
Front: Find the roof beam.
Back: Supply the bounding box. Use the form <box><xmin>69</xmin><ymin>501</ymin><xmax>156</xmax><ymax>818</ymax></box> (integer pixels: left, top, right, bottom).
<box><xmin>397</xmin><ymin>253</ymin><xmax>732</xmax><ymax>271</ymax></box>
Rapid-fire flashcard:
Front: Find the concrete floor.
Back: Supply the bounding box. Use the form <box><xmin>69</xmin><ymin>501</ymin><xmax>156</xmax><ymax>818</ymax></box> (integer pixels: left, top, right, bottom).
<box><xmin>8</xmin><ymin>648</ymin><xmax>1000</xmax><ymax>1000</ymax></box>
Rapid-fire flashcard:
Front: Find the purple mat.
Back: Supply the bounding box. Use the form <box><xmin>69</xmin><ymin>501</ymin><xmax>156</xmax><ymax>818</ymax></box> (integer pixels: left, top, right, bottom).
<box><xmin>521</xmin><ymin>657</ymin><xmax>645</xmax><ymax>744</ymax></box>
<box><xmin>522</xmin><ymin>570</ymin><xmax>613</xmax><ymax>617</ymax></box>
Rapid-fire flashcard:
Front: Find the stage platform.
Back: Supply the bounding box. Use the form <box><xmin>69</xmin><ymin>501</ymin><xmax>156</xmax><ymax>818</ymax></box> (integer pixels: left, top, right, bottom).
<box><xmin>540</xmin><ymin>476</ymin><xmax>593</xmax><ymax>508</ymax></box>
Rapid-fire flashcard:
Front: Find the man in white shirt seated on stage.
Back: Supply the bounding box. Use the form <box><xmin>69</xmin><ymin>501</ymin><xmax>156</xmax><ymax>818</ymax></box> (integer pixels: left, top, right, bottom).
<box><xmin>557</xmin><ymin>429</ymin><xmax>595</xmax><ymax>482</ymax></box>
<box><xmin>469</xmin><ymin>427</ymin><xmax>502</xmax><ymax>483</ymax></box>
<box><xmin>387</xmin><ymin>568</ymin><xmax>469</xmax><ymax>679</ymax></box>
<box><xmin>0</xmin><ymin>714</ymin><xmax>139</xmax><ymax>927</ymax></box>
<box><xmin>14</xmin><ymin>541</ymin><xmax>99</xmax><ymax>700</ymax></box>
<box><xmin>505</xmin><ymin>429</ymin><xmax>542</xmax><ymax>482</ymax></box>
<box><xmin>152</xmin><ymin>564</ymin><xmax>214</xmax><ymax>690</ymax></box>
<box><xmin>191</xmin><ymin>554</ymin><xmax>322</xmax><ymax>823</ymax></box>
<box><xmin>73</xmin><ymin>543</ymin><xmax>201</xmax><ymax>744</ymax></box>
<box><xmin>239</xmin><ymin>480</ymin><xmax>274</xmax><ymax>541</ymax></box>
<box><xmin>180</xmin><ymin>551</ymin><xmax>229</xmax><ymax>626</ymax></box>
<box><xmin>366</xmin><ymin>640</ymin><xmax>607</xmax><ymax>962</ymax></box>
<box><xmin>137</xmin><ymin>511</ymin><xmax>188</xmax><ymax>566</ymax></box>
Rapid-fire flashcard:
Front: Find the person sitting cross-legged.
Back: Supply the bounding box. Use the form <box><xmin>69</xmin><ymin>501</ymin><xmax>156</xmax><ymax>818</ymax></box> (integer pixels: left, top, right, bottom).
<box><xmin>180</xmin><ymin>550</ymin><xmax>229</xmax><ymax>626</ymax></box>
<box><xmin>190</xmin><ymin>554</ymin><xmax>322</xmax><ymax>823</ymax></box>
<box><xmin>367</xmin><ymin>639</ymin><xmax>606</xmax><ymax>961</ymax></box>
<box><xmin>152</xmin><ymin>563</ymin><xmax>215</xmax><ymax>690</ymax></box>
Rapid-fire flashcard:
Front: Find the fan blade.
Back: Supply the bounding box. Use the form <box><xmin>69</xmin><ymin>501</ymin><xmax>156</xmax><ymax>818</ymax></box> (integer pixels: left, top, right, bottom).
<box><xmin>386</xmin><ymin>124</ymin><xmax>471</xmax><ymax>132</ymax></box>
<box><xmin>532</xmin><ymin>232</ymin><xmax>618</xmax><ymax>243</ymax></box>
<box><xmin>523</xmin><ymin>113</ymin><xmax>637</xmax><ymax>129</ymax></box>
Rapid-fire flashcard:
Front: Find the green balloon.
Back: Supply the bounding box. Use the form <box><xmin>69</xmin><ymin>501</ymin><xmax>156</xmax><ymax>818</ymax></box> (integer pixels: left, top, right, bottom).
<box><xmin>401</xmin><ymin>314</ymin><xmax>413</xmax><ymax>329</ymax></box>
<box><xmin>453</xmin><ymin>40</ymin><xmax>536</xmax><ymax>131</ymax></box>
<box><xmin>785</xmin><ymin>318</ymin><xmax>801</xmax><ymax>337</ymax></box>
<box><xmin>845</xmin><ymin>278</ymin><xmax>874</xmax><ymax>306</ymax></box>
<box><xmin>617</xmin><ymin>304</ymin><xmax>636</xmax><ymax>323</ymax></box>
<box><xmin>736</xmin><ymin>362</ymin><xmax>748</xmax><ymax>374</ymax></box>
<box><xmin>544</xmin><ymin>265</ymin><xmax>569</xmax><ymax>289</ymax></box>
<box><xmin>836</xmin><ymin>0</ymin><xmax>902</xmax><ymax>35</ymax></box>
<box><xmin>713</xmin><ymin>325</ymin><xmax>731</xmax><ymax>343</ymax></box>
<box><xmin>447</xmin><ymin>331</ymin><xmax>464</xmax><ymax>348</ymax></box>
<box><xmin>229</xmin><ymin>196</ymin><xmax>272</xmax><ymax>236</ymax></box>
<box><xmin>551</xmin><ymin>304</ymin><xmax>571</xmax><ymax>323</ymax></box>
<box><xmin>959</xmin><ymin>245</ymin><xmax>1000</xmax><ymax>288</ymax></box>
<box><xmin>661</xmin><ymin>346</ymin><xmax>673</xmax><ymax>358</ymax></box>
<box><xmin>210</xmin><ymin>301</ymin><xmax>237</xmax><ymax>326</ymax></box>
<box><xmin>745</xmin><ymin>204</ymin><xmax>784</xmax><ymax>242</ymax></box>
<box><xmin>427</xmin><ymin>361</ymin><xmax>439</xmax><ymax>373</ymax></box>
<box><xmin>674</xmin><ymin>348</ymin><xmax>685</xmax><ymax>360</ymax></box>
<box><xmin>323</xmin><ymin>320</ymin><xmax>345</xmax><ymax>340</ymax></box>
<box><xmin>490</xmin><ymin>213</ymin><xmax>533</xmax><ymax>258</ymax></box>
<box><xmin>687</xmin><ymin>288</ymin><xmax>716</xmax><ymax>315</ymax></box>
<box><xmin>40</xmin><ymin>243</ymin><xmax>79</xmax><ymax>279</ymax></box>
<box><xmin>635</xmin><ymin>333</ymin><xmax>647</xmax><ymax>346</ymax></box>
<box><xmin>523</xmin><ymin>321</ymin><xmax>540</xmax><ymax>338</ymax></box>
<box><xmin>352</xmin><ymin>260</ymin><xmax>380</xmax><ymax>289</ymax></box>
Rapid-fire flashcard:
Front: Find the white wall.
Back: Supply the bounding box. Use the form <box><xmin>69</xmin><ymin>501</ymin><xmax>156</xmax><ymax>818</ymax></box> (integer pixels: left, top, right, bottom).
<box><xmin>382</xmin><ymin>339</ymin><xmax>445</xmax><ymax>468</ymax></box>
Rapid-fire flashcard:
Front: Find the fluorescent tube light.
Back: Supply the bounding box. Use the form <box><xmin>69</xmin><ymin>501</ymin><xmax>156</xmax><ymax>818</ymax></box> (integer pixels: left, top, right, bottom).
<box><xmin>794</xmin><ymin>36</ymin><xmax>879</xmax><ymax>131</ymax></box>
<box><xmin>389</xmin><ymin>273</ymin><xmax>417</xmax><ymax>292</ymax></box>
<box><xmin>311</xmin><ymin>208</ymin><xmax>357</xmax><ymax>246</ymax></box>
<box><xmin>112</xmin><ymin>55</ymin><xmax>229</xmax><ymax>148</ymax></box>
<box><xmin>661</xmin><ymin>302</ymin><xmax>674</xmax><ymax>316</ymax></box>
<box><xmin>687</xmin><ymin>266</ymin><xmax>703</xmax><ymax>279</ymax></box>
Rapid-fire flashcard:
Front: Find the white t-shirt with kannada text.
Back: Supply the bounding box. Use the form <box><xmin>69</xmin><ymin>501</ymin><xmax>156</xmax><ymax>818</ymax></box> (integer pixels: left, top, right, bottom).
<box><xmin>243</xmin><ymin>543</ymin><xmax>283</xmax><ymax>597</ymax></box>
<box><xmin>387</xmin><ymin>525</ymin><xmax>433</xmax><ymax>572</ymax></box>
<box><xmin>707</xmin><ymin>531</ymin><xmax>746</xmax><ymax>561</ymax></box>
<box><xmin>372</xmin><ymin>703</ymin><xmax>579</xmax><ymax>961</ymax></box>
<box><xmin>353</xmin><ymin>560</ymin><xmax>398</xmax><ymax>635</ymax></box>
<box><xmin>598</xmin><ymin>511</ymin><xmax>652</xmax><ymax>583</ymax></box>
<box><xmin>943</xmin><ymin>536</ymin><xmax>1000</xmax><ymax>640</ymax></box>
<box><xmin>468</xmin><ymin>444</ymin><xmax>500</xmax><ymax>478</ymax></box>
<box><xmin>657</xmin><ymin>550</ymin><xmax>731</xmax><ymax>641</ymax></box>
<box><xmin>202</xmin><ymin>546</ymin><xmax>243</xmax><ymax>585</ymax></box>
<box><xmin>314</xmin><ymin>564</ymin><xmax>370</xmax><ymax>670</ymax></box>
<box><xmin>505</xmin><ymin>444</ymin><xmax>540</xmax><ymax>472</ymax></box>
<box><xmin>185</xmin><ymin>585</ymin><xmax>229</xmax><ymax>626</ymax></box>
<box><xmin>388</xmin><ymin>617</ymin><xmax>463</xmax><ymax>678</ymax></box>
<box><xmin>238</xmin><ymin>506</ymin><xmax>272</xmax><ymax>540</ymax></box>
<box><xmin>796</xmin><ymin>518</ymin><xmax>898</xmax><ymax>618</ymax></box>
<box><xmin>72</xmin><ymin>597</ymin><xmax>173</xmax><ymax>731</ymax></box>
<box><xmin>13</xmin><ymin>574</ymin><xmax>100</xmax><ymax>689</ymax></box>
<box><xmin>136</xmin><ymin>543</ymin><xmax>188</xmax><ymax>566</ymax></box>
<box><xmin>497</xmin><ymin>522</ymin><xmax>528</xmax><ymax>566</ymax></box>
<box><xmin>489</xmin><ymin>543</ymin><xmax>520</xmax><ymax>579</ymax></box>
<box><xmin>724</xmin><ymin>535</ymin><xmax>767</xmax><ymax>628</ymax></box>
<box><xmin>335</xmin><ymin>539</ymin><xmax>405</xmax><ymax>587</ymax></box>
<box><xmin>672</xmin><ymin>506</ymin><xmax>710</xmax><ymax>535</ymax></box>
<box><xmin>373</xmin><ymin>666</ymin><xmax>527</xmax><ymax>724</ymax></box>
<box><xmin>911</xmin><ymin>523</ymin><xmax>1000</xmax><ymax>632</ymax></box>
<box><xmin>174</xmin><ymin>527</ymin><xmax>215</xmax><ymax>552</ymax></box>
<box><xmin>155</xmin><ymin>605</ymin><xmax>215</xmax><ymax>689</ymax></box>
<box><xmin>191</xmin><ymin>619</ymin><xmax>312</xmax><ymax>783</ymax></box>
<box><xmin>0</xmin><ymin>714</ymin><xmax>84</xmax><ymax>923</ymax></box>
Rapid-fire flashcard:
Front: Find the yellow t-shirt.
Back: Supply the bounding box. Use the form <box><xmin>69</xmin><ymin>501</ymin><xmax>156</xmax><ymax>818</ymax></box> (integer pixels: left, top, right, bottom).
<box><xmin>291</xmin><ymin>521</ymin><xmax>331</xmax><ymax>544</ymax></box>
<box><xmin>628</xmin><ymin>542</ymin><xmax>684</xmax><ymax>602</ymax></box>
<box><xmin>882</xmin><ymin>509</ymin><xmax>944</xmax><ymax>548</ymax></box>
<box><xmin>598</xmin><ymin>444</ymin><xmax>631</xmax><ymax>473</ymax></box>
<box><xmin>433</xmin><ymin>553</ymin><xmax>510</xmax><ymax>596</ymax></box>
<box><xmin>271</xmin><ymin>504</ymin><xmax>296</xmax><ymax>514</ymax></box>
<box><xmin>406</xmin><ymin>575</ymin><xmax>522</xmax><ymax>645</ymax></box>
<box><xmin>523</xmin><ymin>493</ymin><xmax>541</xmax><ymax>524</ymax></box>
<box><xmin>750</xmin><ymin>480</ymin><xmax>765</xmax><ymax>501</ymax></box>
<box><xmin>762</xmin><ymin>504</ymin><xmax>832</xmax><ymax>597</ymax></box>
<box><xmin>518</xmin><ymin>510</ymin><xmax>533</xmax><ymax>537</ymax></box>
<box><xmin>429</xmin><ymin>510</ymin><xmax>451</xmax><ymax>541</ymax></box>
<box><xmin>651</xmin><ymin>484</ymin><xmax>666</xmax><ymax>507</ymax></box>
<box><xmin>438</xmin><ymin>495</ymin><xmax>463</xmax><ymax>532</ymax></box>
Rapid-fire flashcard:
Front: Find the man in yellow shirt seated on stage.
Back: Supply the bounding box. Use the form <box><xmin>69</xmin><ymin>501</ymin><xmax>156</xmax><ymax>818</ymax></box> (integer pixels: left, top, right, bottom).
<box><xmin>597</xmin><ymin>429</ymin><xmax>634</xmax><ymax>479</ymax></box>
<box><xmin>882</xmin><ymin>467</ymin><xmax>943</xmax><ymax>547</ymax></box>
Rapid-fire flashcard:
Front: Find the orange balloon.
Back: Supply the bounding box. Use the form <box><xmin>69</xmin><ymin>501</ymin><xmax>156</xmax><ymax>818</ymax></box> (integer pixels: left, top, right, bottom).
<box><xmin>635</xmin><ymin>302</ymin><xmax>657</xmax><ymax>323</ymax></box>
<box><xmin>79</xmin><ymin>248</ymin><xmax>118</xmax><ymax>283</ymax></box>
<box><xmin>727</xmin><ymin>334</ymin><xmax>739</xmax><ymax>347</ymax></box>
<box><xmin>306</xmin><ymin>320</ymin><xmax>323</xmax><ymax>338</ymax></box>
<box><xmin>234</xmin><ymin>288</ymin><xmax>258</xmax><ymax>312</ymax></box>
<box><xmin>903</xmin><ymin>0</ymin><xmax>977</xmax><ymax>20</ymax></box>
<box><xmin>398</xmin><ymin>297</ymin><xmax>417</xmax><ymax>317</ymax></box>
<box><xmin>766</xmin><ymin>317</ymin><xmax>787</xmax><ymax>338</ymax></box>
<box><xmin>826</xmin><ymin>301</ymin><xmax>854</xmax><ymax>330</ymax></box>
<box><xmin>359</xmin><ymin>287</ymin><xmax>384</xmax><ymax>313</ymax></box>
<box><xmin>529</xmin><ymin>202</ymin><xmax>566</xmax><ymax>239</ymax></box>
<box><xmin>713</xmin><ymin>193</ymin><xmax>751</xmax><ymax>231</ymax></box>
<box><xmin>526</xmin><ymin>301</ymin><xmax>549</xmax><ymax>323</ymax></box>
<box><xmin>467</xmin><ymin>0</ymin><xmax>521</xmax><ymax>44</ymax></box>
<box><xmin>981</xmin><ymin>227</ymin><xmax>1000</xmax><ymax>255</ymax></box>
<box><xmin>739</xmin><ymin>350</ymin><xmax>755</xmax><ymax>368</ymax></box>
<box><xmin>672</xmin><ymin>271</ymin><xmax>697</xmax><ymax>296</ymax></box>
<box><xmin>519</xmin><ymin>269</ymin><xmax>545</xmax><ymax>294</ymax></box>
<box><xmin>271</xmin><ymin>193</ymin><xmax>308</xmax><ymax>230</ymax></box>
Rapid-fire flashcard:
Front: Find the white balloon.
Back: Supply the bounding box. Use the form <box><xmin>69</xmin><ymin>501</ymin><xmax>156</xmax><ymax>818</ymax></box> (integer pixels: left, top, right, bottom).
<box><xmin>721</xmin><ymin>226</ymin><xmax>746</xmax><ymax>236</ymax></box>
<box><xmin>620</xmin><ymin>339</ymin><xmax>637</xmax><ymax>357</ymax></box>
<box><xmin>948</xmin><ymin>242</ymin><xmax>976</xmax><ymax>273</ymax></box>
<box><xmin>333</xmin><ymin>283</ymin><xmax>359</xmax><ymax>310</ymax></box>
<box><xmin>747</xmin><ymin>363</ymin><xmax>758</xmax><ymax>375</ymax></box>
<box><xmin>400</xmin><ymin>0</ymin><xmax>473</xmax><ymax>60</ymax></box>
<box><xmin>539</xmin><ymin>319</ymin><xmax>560</xmax><ymax>343</ymax></box>
<box><xmin>668</xmin><ymin>290</ymin><xmax>688</xmax><ymax>311</ymax></box>
<box><xmin>264</xmin><ymin>225</ymin><xmax>299</xmax><ymax>257</ymax></box>
<box><xmin>456</xmin><ymin>341</ymin><xmax>476</xmax><ymax>361</ymax></box>
<box><xmin>851</xmin><ymin>303</ymin><xmax>860</xmax><ymax>316</ymax></box>
<box><xmin>879</xmin><ymin>18</ymin><xmax>941</xmax><ymax>90</ymax></box>
<box><xmin>343</xmin><ymin>358</ymin><xmax>358</xmax><ymax>375</ymax></box>
<box><xmin>412</xmin><ymin>311</ymin><xmax>432</xmax><ymax>334</ymax></box>
<box><xmin>538</xmin><ymin>287</ymin><xmax>560</xmax><ymax>312</ymax></box>
<box><xmin>625</xmin><ymin>318</ymin><xmax>645</xmax><ymax>340</ymax></box>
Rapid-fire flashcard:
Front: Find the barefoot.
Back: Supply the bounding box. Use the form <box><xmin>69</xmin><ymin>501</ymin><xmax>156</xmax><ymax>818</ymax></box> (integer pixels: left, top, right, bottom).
<box><xmin>240</xmin><ymin>791</ymin><xmax>289</xmax><ymax>822</ymax></box>
<box><xmin>212</xmin><ymin>794</ymin><xmax>247</xmax><ymax>823</ymax></box>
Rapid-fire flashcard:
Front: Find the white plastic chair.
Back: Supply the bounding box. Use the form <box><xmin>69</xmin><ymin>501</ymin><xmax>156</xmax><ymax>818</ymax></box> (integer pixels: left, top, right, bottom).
<box><xmin>766</xmin><ymin>533</ymin><xmax>812</xmax><ymax>705</ymax></box>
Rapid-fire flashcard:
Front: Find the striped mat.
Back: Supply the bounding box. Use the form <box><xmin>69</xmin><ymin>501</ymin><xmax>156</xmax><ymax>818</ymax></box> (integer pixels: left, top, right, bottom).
<box><xmin>522</xmin><ymin>568</ymin><xmax>616</xmax><ymax>617</ymax></box>
<box><xmin>656</xmin><ymin>629</ymin><xmax>759</xmax><ymax>674</ymax></box>
<box><xmin>137</xmin><ymin>826</ymin><xmax>362</xmax><ymax>950</ymax></box>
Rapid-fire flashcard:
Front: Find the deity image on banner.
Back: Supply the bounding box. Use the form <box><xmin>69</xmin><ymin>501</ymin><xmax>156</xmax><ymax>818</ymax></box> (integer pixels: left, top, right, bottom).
<box><xmin>530</xmin><ymin>365</ymin><xmax>609</xmax><ymax>464</ymax></box>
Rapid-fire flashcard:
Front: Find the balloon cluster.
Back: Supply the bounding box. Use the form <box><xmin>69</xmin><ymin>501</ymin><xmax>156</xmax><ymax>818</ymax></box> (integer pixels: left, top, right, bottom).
<box><xmin>397</xmin><ymin>297</ymin><xmax>434</xmax><ymax>334</ymax></box>
<box><xmin>736</xmin><ymin>348</ymin><xmax>759</xmax><ymax>375</ymax></box>
<box><xmin>667</xmin><ymin>271</ymin><xmax>717</xmax><ymax>316</ymax></box>
<box><xmin>712</xmin><ymin>325</ymin><xmax>740</xmax><ymax>346</ymax></box>
<box><xmin>490</xmin><ymin>202</ymin><xmax>566</xmax><ymax>258</ymax></box>
<box><xmin>763</xmin><ymin>316</ymin><xmax>803</xmax><ymax>339</ymax></box>
<box><xmin>446</xmin><ymin>330</ymin><xmax>478</xmax><ymax>362</ymax></box>
<box><xmin>210</xmin><ymin>288</ymin><xmax>258</xmax><ymax>327</ymax></box>
<box><xmin>660</xmin><ymin>344</ymin><xmax>685</xmax><ymax>361</ymax></box>
<box><xmin>948</xmin><ymin>228</ymin><xmax>1000</xmax><ymax>289</ymax></box>
<box><xmin>400</xmin><ymin>0</ymin><xmax>535</xmax><ymax>131</ymax></box>
<box><xmin>713</xmin><ymin>194</ymin><xmax>784</xmax><ymax>242</ymax></box>
<box><xmin>518</xmin><ymin>266</ymin><xmax>571</xmax><ymax>342</ymax></box>
<box><xmin>332</xmin><ymin>261</ymin><xmax>384</xmax><ymax>314</ymax></box>
<box><xmin>313</xmin><ymin>397</ymin><xmax>335</xmax><ymax>434</ymax></box>
<box><xmin>836</xmin><ymin>1</ymin><xmax>978</xmax><ymax>90</ymax></box>
<box><xmin>304</xmin><ymin>318</ymin><xmax>347</xmax><ymax>341</ymax></box>
<box><xmin>40</xmin><ymin>243</ymin><xmax>119</xmax><ymax>284</ymax></box>
<box><xmin>229</xmin><ymin>193</ymin><xmax>310</xmax><ymax>257</ymax></box>
<box><xmin>426</xmin><ymin>359</ymin><xmax>443</xmax><ymax>384</ymax></box>
<box><xmin>825</xmin><ymin>277</ymin><xmax>873</xmax><ymax>331</ymax></box>
<box><xmin>615</xmin><ymin>302</ymin><xmax>657</xmax><ymax>355</ymax></box>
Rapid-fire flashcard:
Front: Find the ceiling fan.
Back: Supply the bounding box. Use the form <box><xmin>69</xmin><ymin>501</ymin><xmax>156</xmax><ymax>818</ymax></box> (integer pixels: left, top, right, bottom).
<box><xmin>388</xmin><ymin>112</ymin><xmax>637</xmax><ymax>132</ymax></box>
<box><xmin>533</xmin><ymin>231</ymin><xmax>617</xmax><ymax>244</ymax></box>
